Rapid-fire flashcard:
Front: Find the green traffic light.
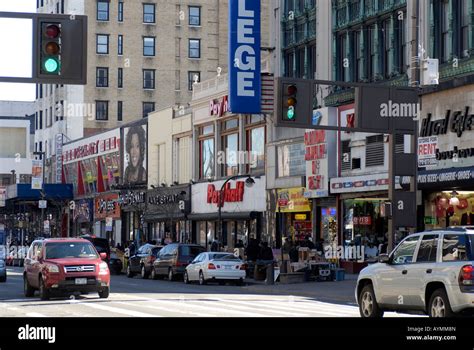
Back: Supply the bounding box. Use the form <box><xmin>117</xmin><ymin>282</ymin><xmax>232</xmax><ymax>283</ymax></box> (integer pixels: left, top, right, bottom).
<box><xmin>43</xmin><ymin>58</ymin><xmax>59</xmax><ymax>73</ymax></box>
<box><xmin>287</xmin><ymin>106</ymin><xmax>295</xmax><ymax>120</ymax></box>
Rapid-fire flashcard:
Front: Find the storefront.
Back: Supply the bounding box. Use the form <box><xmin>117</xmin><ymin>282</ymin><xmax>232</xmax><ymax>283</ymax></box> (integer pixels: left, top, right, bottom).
<box><xmin>277</xmin><ymin>187</ymin><xmax>312</xmax><ymax>244</ymax></box>
<box><xmin>418</xmin><ymin>87</ymin><xmax>474</xmax><ymax>230</ymax></box>
<box><xmin>118</xmin><ymin>189</ymin><xmax>146</xmax><ymax>244</ymax></box>
<box><xmin>71</xmin><ymin>199</ymin><xmax>93</xmax><ymax>236</ymax></box>
<box><xmin>188</xmin><ymin>177</ymin><xmax>266</xmax><ymax>250</ymax></box>
<box><xmin>94</xmin><ymin>193</ymin><xmax>121</xmax><ymax>245</ymax></box>
<box><xmin>144</xmin><ymin>185</ymin><xmax>191</xmax><ymax>244</ymax></box>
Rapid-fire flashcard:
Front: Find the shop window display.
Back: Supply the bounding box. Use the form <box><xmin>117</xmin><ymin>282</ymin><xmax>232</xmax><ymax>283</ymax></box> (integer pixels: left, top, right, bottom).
<box><xmin>425</xmin><ymin>191</ymin><xmax>474</xmax><ymax>229</ymax></box>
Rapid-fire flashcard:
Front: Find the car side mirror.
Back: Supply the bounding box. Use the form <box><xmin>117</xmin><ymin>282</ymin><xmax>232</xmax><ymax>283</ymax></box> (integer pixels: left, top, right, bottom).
<box><xmin>100</xmin><ymin>252</ymin><xmax>107</xmax><ymax>260</ymax></box>
<box><xmin>378</xmin><ymin>254</ymin><xmax>390</xmax><ymax>264</ymax></box>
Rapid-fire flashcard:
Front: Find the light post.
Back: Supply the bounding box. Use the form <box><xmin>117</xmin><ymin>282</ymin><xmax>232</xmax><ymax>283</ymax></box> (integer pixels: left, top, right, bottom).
<box><xmin>217</xmin><ymin>175</ymin><xmax>255</xmax><ymax>249</ymax></box>
<box><xmin>33</xmin><ymin>151</ymin><xmax>46</xmax><ymax>237</ymax></box>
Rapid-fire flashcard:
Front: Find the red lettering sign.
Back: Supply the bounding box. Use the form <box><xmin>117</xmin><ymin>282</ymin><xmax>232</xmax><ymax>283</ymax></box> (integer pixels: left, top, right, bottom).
<box><xmin>209</xmin><ymin>95</ymin><xmax>229</xmax><ymax>117</ymax></box>
<box><xmin>207</xmin><ymin>182</ymin><xmax>245</xmax><ymax>207</ymax></box>
<box><xmin>353</xmin><ymin>216</ymin><xmax>372</xmax><ymax>226</ymax></box>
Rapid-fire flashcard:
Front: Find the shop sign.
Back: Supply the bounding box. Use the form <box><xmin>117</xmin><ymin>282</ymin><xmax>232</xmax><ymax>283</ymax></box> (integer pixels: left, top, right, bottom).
<box><xmin>424</xmin><ymin>216</ymin><xmax>437</xmax><ymax>225</ymax></box>
<box><xmin>0</xmin><ymin>187</ymin><xmax>5</xmax><ymax>207</ymax></box>
<box><xmin>148</xmin><ymin>193</ymin><xmax>180</xmax><ymax>205</ymax></box>
<box><xmin>277</xmin><ymin>188</ymin><xmax>311</xmax><ymax>212</ymax></box>
<box><xmin>55</xmin><ymin>133</ymin><xmax>63</xmax><ymax>183</ymax></box>
<box><xmin>95</xmin><ymin>194</ymin><xmax>121</xmax><ymax>220</ymax></box>
<box><xmin>209</xmin><ymin>95</ymin><xmax>229</xmax><ymax>117</ymax></box>
<box><xmin>62</xmin><ymin>129</ymin><xmax>120</xmax><ymax>164</ymax></box>
<box><xmin>207</xmin><ymin>182</ymin><xmax>244</xmax><ymax>206</ymax></box>
<box><xmin>38</xmin><ymin>200</ymin><xmax>47</xmax><ymax>209</ymax></box>
<box><xmin>418</xmin><ymin>136</ymin><xmax>438</xmax><ymax>167</ymax></box>
<box><xmin>228</xmin><ymin>0</ymin><xmax>261</xmax><ymax>114</ymax></box>
<box><xmin>353</xmin><ymin>216</ymin><xmax>372</xmax><ymax>226</ymax></box>
<box><xmin>419</xmin><ymin>107</ymin><xmax>474</xmax><ymax>138</ymax></box>
<box><xmin>74</xmin><ymin>199</ymin><xmax>92</xmax><ymax>221</ymax></box>
<box><xmin>295</xmin><ymin>214</ymin><xmax>307</xmax><ymax>220</ymax></box>
<box><xmin>418</xmin><ymin>167</ymin><xmax>474</xmax><ymax>186</ymax></box>
<box><xmin>331</xmin><ymin>174</ymin><xmax>392</xmax><ymax>194</ymax></box>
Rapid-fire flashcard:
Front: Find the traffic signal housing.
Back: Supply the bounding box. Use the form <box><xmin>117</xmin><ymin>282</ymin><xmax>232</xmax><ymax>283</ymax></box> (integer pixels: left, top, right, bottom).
<box><xmin>275</xmin><ymin>78</ymin><xmax>313</xmax><ymax>128</ymax></box>
<box><xmin>35</xmin><ymin>14</ymin><xmax>87</xmax><ymax>84</ymax></box>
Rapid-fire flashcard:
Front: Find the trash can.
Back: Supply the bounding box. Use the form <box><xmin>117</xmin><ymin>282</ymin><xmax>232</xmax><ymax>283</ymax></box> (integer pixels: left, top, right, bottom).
<box><xmin>334</xmin><ymin>268</ymin><xmax>345</xmax><ymax>281</ymax></box>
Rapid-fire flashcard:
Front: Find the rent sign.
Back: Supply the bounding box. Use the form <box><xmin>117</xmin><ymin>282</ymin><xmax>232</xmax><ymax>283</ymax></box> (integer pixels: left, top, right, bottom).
<box><xmin>228</xmin><ymin>0</ymin><xmax>261</xmax><ymax>114</ymax></box>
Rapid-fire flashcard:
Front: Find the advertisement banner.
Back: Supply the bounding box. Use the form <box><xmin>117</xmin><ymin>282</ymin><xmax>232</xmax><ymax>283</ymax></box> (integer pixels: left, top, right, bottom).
<box><xmin>228</xmin><ymin>0</ymin><xmax>261</xmax><ymax>114</ymax></box>
<box><xmin>55</xmin><ymin>133</ymin><xmax>63</xmax><ymax>183</ymax></box>
<box><xmin>31</xmin><ymin>160</ymin><xmax>43</xmax><ymax>190</ymax></box>
<box><xmin>277</xmin><ymin>188</ymin><xmax>311</xmax><ymax>212</ymax></box>
<box><xmin>0</xmin><ymin>186</ymin><xmax>5</xmax><ymax>207</ymax></box>
<box><xmin>418</xmin><ymin>136</ymin><xmax>438</xmax><ymax>167</ymax></box>
<box><xmin>105</xmin><ymin>217</ymin><xmax>113</xmax><ymax>232</ymax></box>
<box><xmin>95</xmin><ymin>193</ymin><xmax>121</xmax><ymax>220</ymax></box>
<box><xmin>122</xmin><ymin>123</ymin><xmax>147</xmax><ymax>184</ymax></box>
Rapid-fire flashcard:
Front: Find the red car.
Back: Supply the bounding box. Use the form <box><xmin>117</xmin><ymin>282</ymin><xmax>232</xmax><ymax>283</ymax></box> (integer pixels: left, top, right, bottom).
<box><xmin>23</xmin><ymin>238</ymin><xmax>110</xmax><ymax>300</ymax></box>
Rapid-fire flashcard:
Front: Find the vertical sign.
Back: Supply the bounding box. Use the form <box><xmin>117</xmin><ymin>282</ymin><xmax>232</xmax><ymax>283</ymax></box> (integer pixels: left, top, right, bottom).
<box><xmin>55</xmin><ymin>133</ymin><xmax>63</xmax><ymax>183</ymax></box>
<box><xmin>0</xmin><ymin>187</ymin><xmax>6</xmax><ymax>207</ymax></box>
<box><xmin>228</xmin><ymin>0</ymin><xmax>261</xmax><ymax>114</ymax></box>
<box><xmin>31</xmin><ymin>160</ymin><xmax>44</xmax><ymax>190</ymax></box>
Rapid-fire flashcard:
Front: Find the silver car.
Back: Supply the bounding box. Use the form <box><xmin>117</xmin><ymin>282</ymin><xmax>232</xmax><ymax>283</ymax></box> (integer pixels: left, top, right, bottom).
<box><xmin>356</xmin><ymin>228</ymin><xmax>474</xmax><ymax>317</ymax></box>
<box><xmin>0</xmin><ymin>259</ymin><xmax>6</xmax><ymax>282</ymax></box>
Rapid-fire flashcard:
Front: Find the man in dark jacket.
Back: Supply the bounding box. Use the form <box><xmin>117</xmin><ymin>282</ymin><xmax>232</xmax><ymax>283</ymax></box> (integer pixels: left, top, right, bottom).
<box><xmin>258</xmin><ymin>242</ymin><xmax>274</xmax><ymax>261</ymax></box>
<box><xmin>245</xmin><ymin>239</ymin><xmax>260</xmax><ymax>261</ymax></box>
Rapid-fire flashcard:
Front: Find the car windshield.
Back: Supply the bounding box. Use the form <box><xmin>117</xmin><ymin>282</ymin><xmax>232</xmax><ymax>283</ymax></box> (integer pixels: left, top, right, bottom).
<box><xmin>180</xmin><ymin>246</ymin><xmax>205</xmax><ymax>256</ymax></box>
<box><xmin>210</xmin><ymin>253</ymin><xmax>239</xmax><ymax>261</ymax></box>
<box><xmin>45</xmin><ymin>242</ymin><xmax>98</xmax><ymax>259</ymax></box>
<box><xmin>467</xmin><ymin>234</ymin><xmax>474</xmax><ymax>260</ymax></box>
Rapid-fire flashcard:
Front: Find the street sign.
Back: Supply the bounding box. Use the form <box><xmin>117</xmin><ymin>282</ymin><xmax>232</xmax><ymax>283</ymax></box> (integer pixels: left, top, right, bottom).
<box><xmin>39</xmin><ymin>200</ymin><xmax>47</xmax><ymax>209</ymax></box>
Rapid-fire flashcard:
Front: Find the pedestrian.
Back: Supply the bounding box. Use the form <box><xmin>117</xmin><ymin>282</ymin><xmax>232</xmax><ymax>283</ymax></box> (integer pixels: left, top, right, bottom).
<box><xmin>305</xmin><ymin>236</ymin><xmax>315</xmax><ymax>250</ymax></box>
<box><xmin>210</xmin><ymin>239</ymin><xmax>219</xmax><ymax>252</ymax></box>
<box><xmin>245</xmin><ymin>238</ymin><xmax>259</xmax><ymax>262</ymax></box>
<box><xmin>235</xmin><ymin>239</ymin><xmax>244</xmax><ymax>248</ymax></box>
<box><xmin>258</xmin><ymin>241</ymin><xmax>274</xmax><ymax>261</ymax></box>
<box><xmin>282</xmin><ymin>237</ymin><xmax>293</xmax><ymax>254</ymax></box>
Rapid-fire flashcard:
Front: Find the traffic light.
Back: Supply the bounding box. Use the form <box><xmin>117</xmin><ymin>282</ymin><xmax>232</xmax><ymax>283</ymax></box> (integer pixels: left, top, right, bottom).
<box><xmin>40</xmin><ymin>22</ymin><xmax>61</xmax><ymax>75</ymax></box>
<box><xmin>275</xmin><ymin>78</ymin><xmax>313</xmax><ymax>128</ymax></box>
<box><xmin>34</xmin><ymin>14</ymin><xmax>88</xmax><ymax>84</ymax></box>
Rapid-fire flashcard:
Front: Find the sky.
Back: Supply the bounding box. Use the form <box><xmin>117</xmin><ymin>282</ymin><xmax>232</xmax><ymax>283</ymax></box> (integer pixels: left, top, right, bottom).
<box><xmin>0</xmin><ymin>0</ymin><xmax>37</xmax><ymax>102</ymax></box>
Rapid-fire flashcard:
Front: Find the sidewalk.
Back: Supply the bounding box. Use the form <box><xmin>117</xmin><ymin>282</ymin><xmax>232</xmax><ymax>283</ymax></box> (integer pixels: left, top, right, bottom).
<box><xmin>241</xmin><ymin>274</ymin><xmax>358</xmax><ymax>305</ymax></box>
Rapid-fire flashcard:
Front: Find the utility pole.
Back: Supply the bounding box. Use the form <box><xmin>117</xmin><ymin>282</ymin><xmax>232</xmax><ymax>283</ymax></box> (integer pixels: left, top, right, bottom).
<box><xmin>33</xmin><ymin>151</ymin><xmax>46</xmax><ymax>237</ymax></box>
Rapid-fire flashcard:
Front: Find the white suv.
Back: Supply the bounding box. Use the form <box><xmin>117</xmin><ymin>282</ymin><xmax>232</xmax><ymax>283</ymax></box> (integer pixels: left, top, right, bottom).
<box><xmin>356</xmin><ymin>228</ymin><xmax>474</xmax><ymax>317</ymax></box>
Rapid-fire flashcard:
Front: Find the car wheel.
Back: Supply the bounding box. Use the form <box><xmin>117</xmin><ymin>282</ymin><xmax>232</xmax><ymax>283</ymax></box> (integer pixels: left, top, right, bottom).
<box><xmin>359</xmin><ymin>284</ymin><xmax>383</xmax><ymax>318</ymax></box>
<box><xmin>24</xmin><ymin>276</ymin><xmax>34</xmax><ymax>297</ymax></box>
<box><xmin>98</xmin><ymin>287</ymin><xmax>110</xmax><ymax>299</ymax></box>
<box><xmin>151</xmin><ymin>268</ymin><xmax>158</xmax><ymax>280</ymax></box>
<box><xmin>184</xmin><ymin>271</ymin><xmax>189</xmax><ymax>284</ymax></box>
<box><xmin>141</xmin><ymin>265</ymin><xmax>149</xmax><ymax>279</ymax></box>
<box><xmin>199</xmin><ymin>271</ymin><xmax>206</xmax><ymax>285</ymax></box>
<box><xmin>236</xmin><ymin>278</ymin><xmax>244</xmax><ymax>286</ymax></box>
<box><xmin>39</xmin><ymin>277</ymin><xmax>50</xmax><ymax>301</ymax></box>
<box><xmin>429</xmin><ymin>288</ymin><xmax>454</xmax><ymax>318</ymax></box>
<box><xmin>168</xmin><ymin>268</ymin><xmax>174</xmax><ymax>281</ymax></box>
<box><xmin>126</xmin><ymin>265</ymin><xmax>134</xmax><ymax>278</ymax></box>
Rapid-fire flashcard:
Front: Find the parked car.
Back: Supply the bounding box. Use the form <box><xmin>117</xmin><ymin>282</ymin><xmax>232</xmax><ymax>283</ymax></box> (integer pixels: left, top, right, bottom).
<box><xmin>109</xmin><ymin>251</ymin><xmax>123</xmax><ymax>275</ymax></box>
<box><xmin>24</xmin><ymin>238</ymin><xmax>110</xmax><ymax>300</ymax></box>
<box><xmin>80</xmin><ymin>235</ymin><xmax>110</xmax><ymax>263</ymax></box>
<box><xmin>0</xmin><ymin>259</ymin><xmax>6</xmax><ymax>282</ymax></box>
<box><xmin>126</xmin><ymin>244</ymin><xmax>162</xmax><ymax>279</ymax></box>
<box><xmin>356</xmin><ymin>228</ymin><xmax>474</xmax><ymax>318</ymax></box>
<box><xmin>151</xmin><ymin>243</ymin><xmax>206</xmax><ymax>281</ymax></box>
<box><xmin>184</xmin><ymin>252</ymin><xmax>246</xmax><ymax>285</ymax></box>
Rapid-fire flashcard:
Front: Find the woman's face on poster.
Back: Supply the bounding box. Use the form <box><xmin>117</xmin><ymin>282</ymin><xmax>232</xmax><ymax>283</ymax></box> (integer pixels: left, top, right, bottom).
<box><xmin>130</xmin><ymin>133</ymin><xmax>140</xmax><ymax>167</ymax></box>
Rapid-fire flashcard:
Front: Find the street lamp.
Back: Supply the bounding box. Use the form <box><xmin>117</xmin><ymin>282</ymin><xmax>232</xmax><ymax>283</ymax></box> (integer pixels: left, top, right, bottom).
<box><xmin>217</xmin><ymin>175</ymin><xmax>256</xmax><ymax>250</ymax></box>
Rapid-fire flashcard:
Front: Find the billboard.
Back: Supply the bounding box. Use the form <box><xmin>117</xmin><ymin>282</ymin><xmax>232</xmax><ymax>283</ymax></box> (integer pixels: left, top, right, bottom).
<box><xmin>122</xmin><ymin>124</ymin><xmax>147</xmax><ymax>185</ymax></box>
<box><xmin>31</xmin><ymin>160</ymin><xmax>43</xmax><ymax>190</ymax></box>
<box><xmin>228</xmin><ymin>0</ymin><xmax>261</xmax><ymax>114</ymax></box>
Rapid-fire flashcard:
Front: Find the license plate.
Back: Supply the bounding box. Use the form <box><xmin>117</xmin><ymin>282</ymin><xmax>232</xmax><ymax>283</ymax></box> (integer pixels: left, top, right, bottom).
<box><xmin>225</xmin><ymin>266</ymin><xmax>232</xmax><ymax>270</ymax></box>
<box><xmin>75</xmin><ymin>278</ymin><xmax>87</xmax><ymax>285</ymax></box>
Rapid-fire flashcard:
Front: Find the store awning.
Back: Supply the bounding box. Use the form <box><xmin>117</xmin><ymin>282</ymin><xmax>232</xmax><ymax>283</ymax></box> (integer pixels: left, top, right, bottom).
<box><xmin>6</xmin><ymin>184</ymin><xmax>74</xmax><ymax>201</ymax></box>
<box><xmin>187</xmin><ymin>211</ymin><xmax>260</xmax><ymax>221</ymax></box>
<box><xmin>144</xmin><ymin>213</ymin><xmax>187</xmax><ymax>222</ymax></box>
<box><xmin>418</xmin><ymin>166</ymin><xmax>474</xmax><ymax>190</ymax></box>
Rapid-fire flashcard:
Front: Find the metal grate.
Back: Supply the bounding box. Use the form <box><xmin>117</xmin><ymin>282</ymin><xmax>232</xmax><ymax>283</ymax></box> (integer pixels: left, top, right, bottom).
<box><xmin>64</xmin><ymin>265</ymin><xmax>95</xmax><ymax>273</ymax></box>
<box><xmin>366</xmin><ymin>134</ymin><xmax>384</xmax><ymax>167</ymax></box>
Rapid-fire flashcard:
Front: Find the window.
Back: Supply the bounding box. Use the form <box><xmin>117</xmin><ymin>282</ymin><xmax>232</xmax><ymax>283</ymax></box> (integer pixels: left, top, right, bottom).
<box><xmin>441</xmin><ymin>0</ymin><xmax>450</xmax><ymax>62</ymax></box>
<box><xmin>118</xmin><ymin>35</ymin><xmax>123</xmax><ymax>55</ymax></box>
<box><xmin>461</xmin><ymin>0</ymin><xmax>470</xmax><ymax>56</ymax></box>
<box><xmin>117</xmin><ymin>101</ymin><xmax>123</xmax><ymax>121</ymax></box>
<box><xmin>198</xmin><ymin>125</ymin><xmax>215</xmax><ymax>179</ymax></box>
<box><xmin>96</xmin><ymin>34</ymin><xmax>109</xmax><ymax>54</ymax></box>
<box><xmin>352</xmin><ymin>158</ymin><xmax>361</xmax><ymax>169</ymax></box>
<box><xmin>246</xmin><ymin>116</ymin><xmax>265</xmax><ymax>172</ymax></box>
<box><xmin>96</xmin><ymin>67</ymin><xmax>109</xmax><ymax>87</ymax></box>
<box><xmin>39</xmin><ymin>110</ymin><xmax>43</xmax><ymax>129</ymax></box>
<box><xmin>366</xmin><ymin>134</ymin><xmax>384</xmax><ymax>167</ymax></box>
<box><xmin>143</xmin><ymin>37</ymin><xmax>155</xmax><ymax>56</ymax></box>
<box><xmin>118</xmin><ymin>68</ymin><xmax>123</xmax><ymax>88</ymax></box>
<box><xmin>277</xmin><ymin>143</ymin><xmax>306</xmax><ymax>177</ymax></box>
<box><xmin>143</xmin><ymin>102</ymin><xmax>155</xmax><ymax>118</ymax></box>
<box><xmin>97</xmin><ymin>1</ymin><xmax>109</xmax><ymax>21</ymax></box>
<box><xmin>416</xmin><ymin>235</ymin><xmax>439</xmax><ymax>263</ymax></box>
<box><xmin>383</xmin><ymin>18</ymin><xmax>391</xmax><ymax>78</ymax></box>
<box><xmin>221</xmin><ymin>119</ymin><xmax>239</xmax><ymax>176</ymax></box>
<box><xmin>143</xmin><ymin>3</ymin><xmax>156</xmax><ymax>23</ymax></box>
<box><xmin>118</xmin><ymin>1</ymin><xmax>124</xmax><ymax>22</ymax></box>
<box><xmin>284</xmin><ymin>51</ymin><xmax>294</xmax><ymax>77</ymax></box>
<box><xmin>188</xmin><ymin>71</ymin><xmax>200</xmax><ymax>90</ymax></box>
<box><xmin>189</xmin><ymin>39</ymin><xmax>201</xmax><ymax>58</ymax></box>
<box><xmin>95</xmin><ymin>101</ymin><xmax>109</xmax><ymax>120</ymax></box>
<box><xmin>355</xmin><ymin>30</ymin><xmax>363</xmax><ymax>80</ymax></box>
<box><xmin>396</xmin><ymin>14</ymin><xmax>407</xmax><ymax>73</ymax></box>
<box><xmin>391</xmin><ymin>236</ymin><xmax>419</xmax><ymax>265</ymax></box>
<box><xmin>368</xmin><ymin>24</ymin><xmax>376</xmax><ymax>80</ymax></box>
<box><xmin>189</xmin><ymin>6</ymin><xmax>201</xmax><ymax>26</ymax></box>
<box><xmin>143</xmin><ymin>69</ymin><xmax>155</xmax><ymax>89</ymax></box>
<box><xmin>442</xmin><ymin>234</ymin><xmax>470</xmax><ymax>262</ymax></box>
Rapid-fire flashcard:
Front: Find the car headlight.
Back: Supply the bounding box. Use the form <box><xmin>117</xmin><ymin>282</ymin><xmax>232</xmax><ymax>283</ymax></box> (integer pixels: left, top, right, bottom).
<box><xmin>99</xmin><ymin>262</ymin><xmax>109</xmax><ymax>273</ymax></box>
<box><xmin>46</xmin><ymin>264</ymin><xmax>59</xmax><ymax>273</ymax></box>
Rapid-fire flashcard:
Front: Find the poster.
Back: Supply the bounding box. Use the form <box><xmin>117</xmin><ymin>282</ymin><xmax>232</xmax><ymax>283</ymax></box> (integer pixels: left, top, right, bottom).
<box><xmin>31</xmin><ymin>160</ymin><xmax>43</xmax><ymax>190</ymax></box>
<box><xmin>122</xmin><ymin>124</ymin><xmax>147</xmax><ymax>184</ymax></box>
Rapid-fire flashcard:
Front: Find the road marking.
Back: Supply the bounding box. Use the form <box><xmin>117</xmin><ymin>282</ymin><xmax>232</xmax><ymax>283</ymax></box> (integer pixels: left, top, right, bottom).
<box><xmin>25</xmin><ymin>312</ymin><xmax>47</xmax><ymax>317</ymax></box>
<box><xmin>114</xmin><ymin>301</ymin><xmax>214</xmax><ymax>317</ymax></box>
<box><xmin>78</xmin><ymin>300</ymin><xmax>160</xmax><ymax>317</ymax></box>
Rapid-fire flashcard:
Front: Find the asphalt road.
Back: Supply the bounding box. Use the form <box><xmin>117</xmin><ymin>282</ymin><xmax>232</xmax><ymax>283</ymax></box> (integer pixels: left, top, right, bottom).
<box><xmin>0</xmin><ymin>267</ymin><xmax>420</xmax><ymax>317</ymax></box>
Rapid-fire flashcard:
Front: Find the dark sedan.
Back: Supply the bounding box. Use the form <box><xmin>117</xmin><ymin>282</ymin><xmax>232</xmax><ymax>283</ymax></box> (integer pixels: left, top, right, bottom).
<box><xmin>127</xmin><ymin>244</ymin><xmax>163</xmax><ymax>279</ymax></box>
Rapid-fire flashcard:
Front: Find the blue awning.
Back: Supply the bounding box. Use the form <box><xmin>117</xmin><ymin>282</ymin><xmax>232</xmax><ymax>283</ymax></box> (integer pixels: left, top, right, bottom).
<box><xmin>6</xmin><ymin>184</ymin><xmax>74</xmax><ymax>201</ymax></box>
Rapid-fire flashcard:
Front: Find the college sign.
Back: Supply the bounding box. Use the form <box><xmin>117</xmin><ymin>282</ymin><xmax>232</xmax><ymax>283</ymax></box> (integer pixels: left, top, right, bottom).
<box><xmin>228</xmin><ymin>0</ymin><xmax>261</xmax><ymax>114</ymax></box>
